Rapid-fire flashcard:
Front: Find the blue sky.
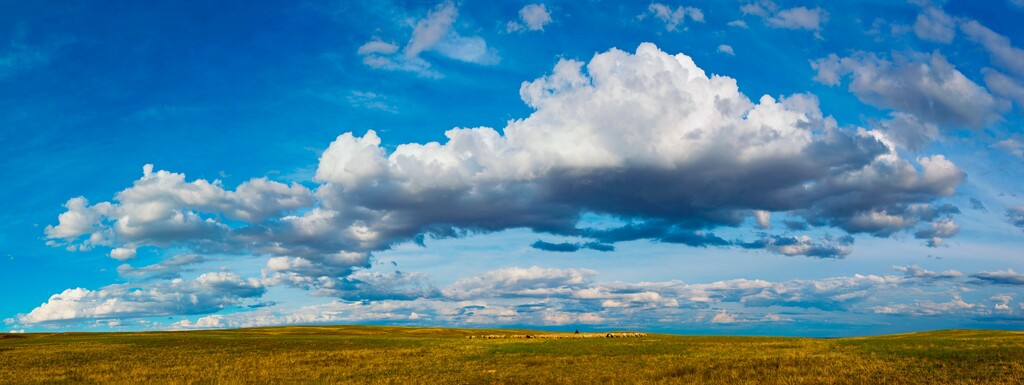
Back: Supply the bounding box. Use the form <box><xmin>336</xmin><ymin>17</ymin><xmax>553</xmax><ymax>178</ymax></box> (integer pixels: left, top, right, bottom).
<box><xmin>2</xmin><ymin>0</ymin><xmax>1023</xmax><ymax>336</ymax></box>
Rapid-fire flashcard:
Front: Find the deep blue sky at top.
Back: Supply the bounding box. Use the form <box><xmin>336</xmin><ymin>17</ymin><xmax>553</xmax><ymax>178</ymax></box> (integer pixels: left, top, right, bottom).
<box><xmin>1</xmin><ymin>0</ymin><xmax>1022</xmax><ymax>334</ymax></box>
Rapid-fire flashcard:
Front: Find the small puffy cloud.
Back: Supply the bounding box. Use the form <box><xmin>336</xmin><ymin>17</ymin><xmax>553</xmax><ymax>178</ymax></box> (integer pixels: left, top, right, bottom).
<box><xmin>507</xmin><ymin>4</ymin><xmax>553</xmax><ymax>33</ymax></box>
<box><xmin>717</xmin><ymin>44</ymin><xmax>735</xmax><ymax>56</ymax></box>
<box><xmin>742</xmin><ymin>1</ymin><xmax>828</xmax><ymax>38</ymax></box>
<box><xmin>18</xmin><ymin>272</ymin><xmax>265</xmax><ymax>324</ymax></box>
<box><xmin>812</xmin><ymin>51</ymin><xmax>1008</xmax><ymax>129</ymax></box>
<box><xmin>109</xmin><ymin>247</ymin><xmax>137</xmax><ymax>261</ymax></box>
<box><xmin>646</xmin><ymin>3</ymin><xmax>704</xmax><ymax>31</ymax></box>
<box><xmin>914</xmin><ymin>217</ymin><xmax>960</xmax><ymax>247</ymax></box>
<box><xmin>913</xmin><ymin>6</ymin><xmax>955</xmax><ymax>43</ymax></box>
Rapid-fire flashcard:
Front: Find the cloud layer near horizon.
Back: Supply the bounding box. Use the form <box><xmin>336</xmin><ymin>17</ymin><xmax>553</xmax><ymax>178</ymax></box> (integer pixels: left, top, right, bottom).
<box><xmin>17</xmin><ymin>264</ymin><xmax>1023</xmax><ymax>331</ymax></box>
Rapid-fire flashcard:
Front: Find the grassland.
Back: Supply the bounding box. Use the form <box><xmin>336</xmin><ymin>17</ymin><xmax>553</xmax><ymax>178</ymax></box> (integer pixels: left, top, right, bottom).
<box><xmin>2</xmin><ymin>326</ymin><xmax>1023</xmax><ymax>384</ymax></box>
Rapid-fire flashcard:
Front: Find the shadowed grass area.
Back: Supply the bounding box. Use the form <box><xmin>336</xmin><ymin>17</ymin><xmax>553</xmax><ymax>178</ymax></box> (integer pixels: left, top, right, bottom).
<box><xmin>2</xmin><ymin>326</ymin><xmax>1023</xmax><ymax>384</ymax></box>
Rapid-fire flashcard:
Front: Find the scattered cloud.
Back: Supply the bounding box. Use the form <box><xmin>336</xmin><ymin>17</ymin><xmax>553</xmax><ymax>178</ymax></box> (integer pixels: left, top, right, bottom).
<box><xmin>892</xmin><ymin>265</ymin><xmax>963</xmax><ymax>281</ymax></box>
<box><xmin>1007</xmin><ymin>207</ymin><xmax>1024</xmax><ymax>232</ymax></box>
<box><xmin>347</xmin><ymin>91</ymin><xmax>398</xmax><ymax>113</ymax></box>
<box><xmin>960</xmin><ymin>20</ymin><xmax>1024</xmax><ymax>78</ymax></box>
<box><xmin>507</xmin><ymin>4</ymin><xmax>553</xmax><ymax>33</ymax></box>
<box><xmin>727</xmin><ymin>20</ymin><xmax>748</xmax><ymax>28</ymax></box>
<box><xmin>993</xmin><ymin>138</ymin><xmax>1024</xmax><ymax>157</ymax></box>
<box><xmin>116</xmin><ymin>254</ymin><xmax>209</xmax><ymax>281</ymax></box>
<box><xmin>357</xmin><ymin>1</ymin><xmax>499</xmax><ymax>77</ymax></box>
<box><xmin>972</xmin><ymin>269</ymin><xmax>1024</xmax><ymax>285</ymax></box>
<box><xmin>530</xmin><ymin>240</ymin><xmax>614</xmax><ymax>252</ymax></box>
<box><xmin>717</xmin><ymin>44</ymin><xmax>735</xmax><ymax>56</ymax></box>
<box><xmin>741</xmin><ymin>0</ymin><xmax>828</xmax><ymax>38</ymax></box>
<box><xmin>646</xmin><ymin>3</ymin><xmax>704</xmax><ymax>31</ymax></box>
<box><xmin>811</xmin><ymin>51</ymin><xmax>1008</xmax><ymax>129</ymax></box>
<box><xmin>913</xmin><ymin>5</ymin><xmax>955</xmax><ymax>43</ymax></box>
<box><xmin>969</xmin><ymin>197</ymin><xmax>987</xmax><ymax>211</ymax></box>
<box><xmin>983</xmin><ymin>69</ymin><xmax>1024</xmax><ymax>108</ymax></box>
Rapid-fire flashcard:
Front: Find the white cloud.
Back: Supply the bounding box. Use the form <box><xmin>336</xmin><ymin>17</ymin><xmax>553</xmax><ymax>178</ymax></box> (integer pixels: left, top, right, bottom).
<box><xmin>913</xmin><ymin>6</ymin><xmax>955</xmax><ymax>43</ymax></box>
<box><xmin>347</xmin><ymin>91</ymin><xmax>397</xmax><ymax>113</ymax></box>
<box><xmin>717</xmin><ymin>44</ymin><xmax>735</xmax><ymax>56</ymax></box>
<box><xmin>727</xmin><ymin>20</ymin><xmax>748</xmax><ymax>28</ymax></box>
<box><xmin>710</xmin><ymin>309</ymin><xmax>738</xmax><ymax>324</ymax></box>
<box><xmin>992</xmin><ymin>138</ymin><xmax>1024</xmax><ymax>157</ymax></box>
<box><xmin>358</xmin><ymin>1</ymin><xmax>499</xmax><ymax>76</ymax></box>
<box><xmin>741</xmin><ymin>1</ymin><xmax>828</xmax><ymax>38</ymax></box>
<box><xmin>767</xmin><ymin>7</ymin><xmax>827</xmax><ymax>32</ymax></box>
<box><xmin>973</xmin><ymin>269</ymin><xmax>1024</xmax><ymax>285</ymax></box>
<box><xmin>753</xmin><ymin>210</ymin><xmax>770</xmax><ymax>228</ymax></box>
<box><xmin>19</xmin><ymin>272</ymin><xmax>265</xmax><ymax>324</ymax></box>
<box><xmin>444</xmin><ymin>266</ymin><xmax>597</xmax><ymax>300</ymax></box>
<box><xmin>45</xmin><ymin>165</ymin><xmax>312</xmax><ymax>254</ymax></box>
<box><xmin>356</xmin><ymin>39</ymin><xmax>399</xmax><ymax>56</ymax></box>
<box><xmin>116</xmin><ymin>254</ymin><xmax>208</xmax><ymax>280</ymax></box>
<box><xmin>109</xmin><ymin>247</ymin><xmax>137</xmax><ymax>261</ymax></box>
<box><xmin>25</xmin><ymin>261</ymin><xmax>1016</xmax><ymax>330</ymax></box>
<box><xmin>872</xmin><ymin>295</ymin><xmax>978</xmax><ymax>316</ymax></box>
<box><xmin>874</xmin><ymin>112</ymin><xmax>939</xmax><ymax>151</ymax></box>
<box><xmin>960</xmin><ymin>20</ymin><xmax>1024</xmax><ymax>78</ymax></box>
<box><xmin>404</xmin><ymin>2</ymin><xmax>458</xmax><ymax>60</ymax></box>
<box><xmin>983</xmin><ymin>69</ymin><xmax>1024</xmax><ymax>108</ymax></box>
<box><xmin>647</xmin><ymin>3</ymin><xmax>704</xmax><ymax>31</ymax></box>
<box><xmin>892</xmin><ymin>265</ymin><xmax>963</xmax><ymax>280</ymax></box>
<box><xmin>507</xmin><ymin>4</ymin><xmax>553</xmax><ymax>33</ymax></box>
<box><xmin>47</xmin><ymin>44</ymin><xmax>968</xmax><ymax>295</ymax></box>
<box><xmin>811</xmin><ymin>51</ymin><xmax>1008</xmax><ymax>129</ymax></box>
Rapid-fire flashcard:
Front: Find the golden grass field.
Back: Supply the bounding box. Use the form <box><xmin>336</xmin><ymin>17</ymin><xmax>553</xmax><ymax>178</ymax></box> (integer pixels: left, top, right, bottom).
<box><xmin>2</xmin><ymin>326</ymin><xmax>1023</xmax><ymax>384</ymax></box>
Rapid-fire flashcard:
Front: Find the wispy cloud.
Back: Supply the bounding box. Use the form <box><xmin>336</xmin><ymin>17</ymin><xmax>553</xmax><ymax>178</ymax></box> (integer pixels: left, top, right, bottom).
<box><xmin>357</xmin><ymin>1</ymin><xmax>499</xmax><ymax>77</ymax></box>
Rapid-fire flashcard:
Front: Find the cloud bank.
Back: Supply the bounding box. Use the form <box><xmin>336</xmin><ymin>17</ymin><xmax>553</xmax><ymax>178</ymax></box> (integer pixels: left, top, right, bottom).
<box><xmin>42</xmin><ymin>43</ymin><xmax>966</xmax><ymax>302</ymax></box>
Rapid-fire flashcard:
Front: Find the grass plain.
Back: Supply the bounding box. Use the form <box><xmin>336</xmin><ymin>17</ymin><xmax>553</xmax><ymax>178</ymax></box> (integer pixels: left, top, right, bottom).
<box><xmin>2</xmin><ymin>326</ymin><xmax>1023</xmax><ymax>384</ymax></box>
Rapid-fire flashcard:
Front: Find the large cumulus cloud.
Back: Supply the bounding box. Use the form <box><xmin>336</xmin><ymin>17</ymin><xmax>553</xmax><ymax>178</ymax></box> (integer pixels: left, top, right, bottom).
<box><xmin>45</xmin><ymin>43</ymin><xmax>965</xmax><ymax>292</ymax></box>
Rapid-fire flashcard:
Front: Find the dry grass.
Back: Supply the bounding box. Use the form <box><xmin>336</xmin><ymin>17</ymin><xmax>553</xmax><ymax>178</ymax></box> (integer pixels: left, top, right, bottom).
<box><xmin>2</xmin><ymin>326</ymin><xmax>1023</xmax><ymax>384</ymax></box>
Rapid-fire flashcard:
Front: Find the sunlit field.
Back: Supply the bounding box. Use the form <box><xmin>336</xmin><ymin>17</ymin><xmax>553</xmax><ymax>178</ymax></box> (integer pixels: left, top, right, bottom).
<box><xmin>2</xmin><ymin>326</ymin><xmax>1023</xmax><ymax>384</ymax></box>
